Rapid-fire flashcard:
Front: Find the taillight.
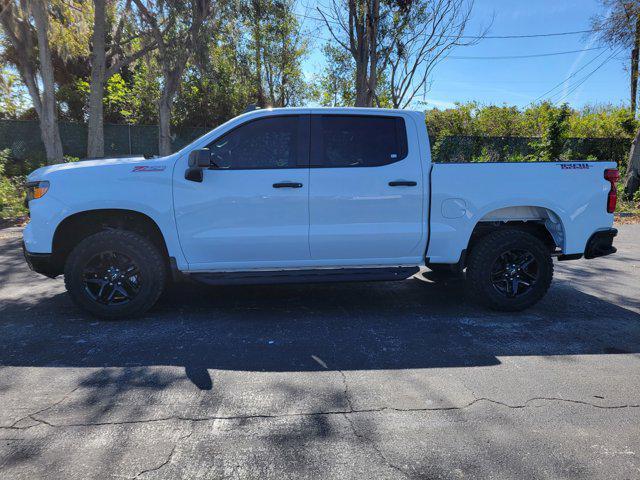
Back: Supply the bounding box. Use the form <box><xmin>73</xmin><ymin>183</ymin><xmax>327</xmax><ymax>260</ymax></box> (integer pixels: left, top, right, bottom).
<box><xmin>604</xmin><ymin>169</ymin><xmax>619</xmax><ymax>213</ymax></box>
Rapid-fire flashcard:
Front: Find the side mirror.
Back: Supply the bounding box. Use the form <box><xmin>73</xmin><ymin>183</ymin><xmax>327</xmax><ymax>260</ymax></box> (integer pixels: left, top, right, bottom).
<box><xmin>188</xmin><ymin>149</ymin><xmax>212</xmax><ymax>168</ymax></box>
<box><xmin>184</xmin><ymin>167</ymin><xmax>203</xmax><ymax>183</ymax></box>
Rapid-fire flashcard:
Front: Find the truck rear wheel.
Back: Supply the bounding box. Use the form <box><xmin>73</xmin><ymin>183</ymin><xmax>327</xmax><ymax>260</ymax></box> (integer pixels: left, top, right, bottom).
<box><xmin>64</xmin><ymin>230</ymin><xmax>166</xmax><ymax>319</ymax></box>
<box><xmin>466</xmin><ymin>229</ymin><xmax>553</xmax><ymax>311</ymax></box>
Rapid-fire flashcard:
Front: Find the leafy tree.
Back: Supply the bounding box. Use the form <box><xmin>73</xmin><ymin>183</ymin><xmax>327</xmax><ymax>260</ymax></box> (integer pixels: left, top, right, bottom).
<box><xmin>312</xmin><ymin>44</ymin><xmax>355</xmax><ymax>107</ymax></box>
<box><xmin>0</xmin><ymin>149</ymin><xmax>26</xmax><ymax>219</ymax></box>
<box><xmin>385</xmin><ymin>0</ymin><xmax>481</xmax><ymax>108</ymax></box>
<box><xmin>243</xmin><ymin>0</ymin><xmax>308</xmax><ymax>108</ymax></box>
<box><xmin>592</xmin><ymin>0</ymin><xmax>640</xmax><ymax>114</ymax></box>
<box><xmin>318</xmin><ymin>0</ymin><xmax>483</xmax><ymax>107</ymax></box>
<box><xmin>132</xmin><ymin>0</ymin><xmax>215</xmax><ymax>155</ymax></box>
<box><xmin>0</xmin><ymin>66</ymin><xmax>28</xmax><ymax>118</ymax></box>
<box><xmin>261</xmin><ymin>0</ymin><xmax>308</xmax><ymax>106</ymax></box>
<box><xmin>1</xmin><ymin>1</ymin><xmax>65</xmax><ymax>163</ymax></box>
<box><xmin>128</xmin><ymin>56</ymin><xmax>161</xmax><ymax>125</ymax></box>
<box><xmin>591</xmin><ymin>0</ymin><xmax>640</xmax><ymax>198</ymax></box>
<box><xmin>531</xmin><ymin>103</ymin><xmax>571</xmax><ymax>161</ymax></box>
<box><xmin>312</xmin><ymin>42</ymin><xmax>393</xmax><ymax>107</ymax></box>
<box><xmin>317</xmin><ymin>0</ymin><xmax>384</xmax><ymax>106</ymax></box>
<box><xmin>86</xmin><ymin>0</ymin><xmax>158</xmax><ymax>158</ymax></box>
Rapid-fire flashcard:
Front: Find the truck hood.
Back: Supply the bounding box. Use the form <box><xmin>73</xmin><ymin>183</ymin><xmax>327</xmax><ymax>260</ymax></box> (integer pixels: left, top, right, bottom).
<box><xmin>26</xmin><ymin>156</ymin><xmax>170</xmax><ymax>181</ymax></box>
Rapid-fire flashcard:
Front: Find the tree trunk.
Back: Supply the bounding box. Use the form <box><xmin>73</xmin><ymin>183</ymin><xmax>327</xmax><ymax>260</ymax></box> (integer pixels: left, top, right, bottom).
<box><xmin>355</xmin><ymin>41</ymin><xmax>370</xmax><ymax>107</ymax></box>
<box><xmin>158</xmin><ymin>66</ymin><xmax>185</xmax><ymax>156</ymax></box>
<box><xmin>631</xmin><ymin>16</ymin><xmax>640</xmax><ymax>116</ymax></box>
<box><xmin>158</xmin><ymin>93</ymin><xmax>172</xmax><ymax>156</ymax></box>
<box><xmin>623</xmin><ymin>17</ymin><xmax>640</xmax><ymax>201</ymax></box>
<box><xmin>30</xmin><ymin>1</ymin><xmax>64</xmax><ymax>164</ymax></box>
<box><xmin>253</xmin><ymin>1</ymin><xmax>265</xmax><ymax>108</ymax></box>
<box><xmin>623</xmin><ymin>126</ymin><xmax>640</xmax><ymax>201</ymax></box>
<box><xmin>351</xmin><ymin>0</ymin><xmax>377</xmax><ymax>107</ymax></box>
<box><xmin>354</xmin><ymin>55</ymin><xmax>369</xmax><ymax>106</ymax></box>
<box><xmin>366</xmin><ymin>0</ymin><xmax>379</xmax><ymax>107</ymax></box>
<box><xmin>87</xmin><ymin>0</ymin><xmax>106</xmax><ymax>158</ymax></box>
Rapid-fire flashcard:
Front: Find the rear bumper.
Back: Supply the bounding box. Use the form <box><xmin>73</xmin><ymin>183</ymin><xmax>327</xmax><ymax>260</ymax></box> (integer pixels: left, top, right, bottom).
<box><xmin>557</xmin><ymin>228</ymin><xmax>617</xmax><ymax>261</ymax></box>
<box><xmin>22</xmin><ymin>242</ymin><xmax>60</xmax><ymax>278</ymax></box>
<box><xmin>584</xmin><ymin>228</ymin><xmax>617</xmax><ymax>259</ymax></box>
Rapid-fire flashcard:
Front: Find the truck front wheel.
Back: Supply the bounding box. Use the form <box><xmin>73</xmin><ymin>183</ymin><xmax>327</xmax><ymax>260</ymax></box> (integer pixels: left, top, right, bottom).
<box><xmin>466</xmin><ymin>229</ymin><xmax>553</xmax><ymax>311</ymax></box>
<box><xmin>64</xmin><ymin>230</ymin><xmax>166</xmax><ymax>319</ymax></box>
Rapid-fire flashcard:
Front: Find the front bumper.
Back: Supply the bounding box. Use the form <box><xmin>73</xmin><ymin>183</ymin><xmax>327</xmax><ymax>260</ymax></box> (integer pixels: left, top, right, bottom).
<box><xmin>22</xmin><ymin>242</ymin><xmax>60</xmax><ymax>278</ymax></box>
<box><xmin>584</xmin><ymin>228</ymin><xmax>617</xmax><ymax>259</ymax></box>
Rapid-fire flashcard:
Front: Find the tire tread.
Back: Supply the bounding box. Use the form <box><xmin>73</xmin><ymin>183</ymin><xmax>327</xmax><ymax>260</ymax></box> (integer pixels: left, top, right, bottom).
<box><xmin>466</xmin><ymin>229</ymin><xmax>553</xmax><ymax>311</ymax></box>
<box><xmin>64</xmin><ymin>229</ymin><xmax>166</xmax><ymax>319</ymax></box>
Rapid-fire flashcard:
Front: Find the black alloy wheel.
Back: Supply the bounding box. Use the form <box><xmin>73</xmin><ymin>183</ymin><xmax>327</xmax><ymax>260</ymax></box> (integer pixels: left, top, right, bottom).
<box><xmin>82</xmin><ymin>251</ymin><xmax>142</xmax><ymax>305</ymax></box>
<box><xmin>64</xmin><ymin>230</ymin><xmax>166</xmax><ymax>319</ymax></box>
<box><xmin>466</xmin><ymin>229</ymin><xmax>553</xmax><ymax>311</ymax></box>
<box><xmin>489</xmin><ymin>248</ymin><xmax>539</xmax><ymax>298</ymax></box>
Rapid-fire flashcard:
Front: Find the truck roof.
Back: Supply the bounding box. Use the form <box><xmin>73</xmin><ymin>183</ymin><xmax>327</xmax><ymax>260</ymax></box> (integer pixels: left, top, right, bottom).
<box><xmin>236</xmin><ymin>106</ymin><xmax>424</xmax><ymax>119</ymax></box>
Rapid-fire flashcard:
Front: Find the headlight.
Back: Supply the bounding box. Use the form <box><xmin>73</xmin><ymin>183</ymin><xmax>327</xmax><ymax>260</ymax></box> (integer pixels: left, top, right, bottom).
<box><xmin>26</xmin><ymin>181</ymin><xmax>50</xmax><ymax>202</ymax></box>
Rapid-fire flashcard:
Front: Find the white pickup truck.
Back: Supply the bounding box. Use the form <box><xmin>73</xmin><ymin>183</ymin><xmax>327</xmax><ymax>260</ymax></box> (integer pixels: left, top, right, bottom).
<box><xmin>23</xmin><ymin>108</ymin><xmax>619</xmax><ymax>319</ymax></box>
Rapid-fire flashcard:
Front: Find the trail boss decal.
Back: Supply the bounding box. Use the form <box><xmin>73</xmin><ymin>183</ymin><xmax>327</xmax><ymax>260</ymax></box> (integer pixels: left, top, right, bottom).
<box><xmin>559</xmin><ymin>163</ymin><xmax>592</xmax><ymax>170</ymax></box>
<box><xmin>131</xmin><ymin>165</ymin><xmax>166</xmax><ymax>172</ymax></box>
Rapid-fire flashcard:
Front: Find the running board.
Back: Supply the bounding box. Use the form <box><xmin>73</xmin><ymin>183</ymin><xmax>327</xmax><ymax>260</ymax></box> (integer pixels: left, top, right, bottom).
<box><xmin>188</xmin><ymin>267</ymin><xmax>421</xmax><ymax>286</ymax></box>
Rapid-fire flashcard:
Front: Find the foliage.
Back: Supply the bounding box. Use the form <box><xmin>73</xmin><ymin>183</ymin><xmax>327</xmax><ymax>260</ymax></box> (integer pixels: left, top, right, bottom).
<box><xmin>0</xmin><ymin>149</ymin><xmax>27</xmax><ymax>219</ymax></box>
<box><xmin>311</xmin><ymin>44</ymin><xmax>393</xmax><ymax>108</ymax></box>
<box><xmin>75</xmin><ymin>73</ymin><xmax>135</xmax><ymax>124</ymax></box>
<box><xmin>426</xmin><ymin>102</ymin><xmax>638</xmax><ymax>141</ymax></box>
<box><xmin>616</xmin><ymin>182</ymin><xmax>640</xmax><ymax>214</ymax></box>
<box><xmin>172</xmin><ymin>22</ymin><xmax>255</xmax><ymax>128</ymax></box>
<box><xmin>311</xmin><ymin>44</ymin><xmax>356</xmax><ymax>107</ymax></box>
<box><xmin>128</xmin><ymin>58</ymin><xmax>161</xmax><ymax>125</ymax></box>
<box><xmin>0</xmin><ymin>67</ymin><xmax>30</xmax><ymax>119</ymax></box>
<box><xmin>428</xmin><ymin>102</ymin><xmax>633</xmax><ymax>166</ymax></box>
<box><xmin>530</xmin><ymin>103</ymin><xmax>571</xmax><ymax>161</ymax></box>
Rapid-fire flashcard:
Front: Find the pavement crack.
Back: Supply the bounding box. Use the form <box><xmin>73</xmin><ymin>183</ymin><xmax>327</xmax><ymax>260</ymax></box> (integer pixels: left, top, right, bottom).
<box><xmin>337</xmin><ymin>370</ymin><xmax>354</xmax><ymax>412</ymax></box>
<box><xmin>3</xmin><ymin>386</ymin><xmax>81</xmax><ymax>431</ymax></box>
<box><xmin>10</xmin><ymin>396</ymin><xmax>637</xmax><ymax>430</ymax></box>
<box><xmin>131</xmin><ymin>422</ymin><xmax>194</xmax><ymax>479</ymax></box>
<box><xmin>467</xmin><ymin>397</ymin><xmax>640</xmax><ymax>410</ymax></box>
<box><xmin>343</xmin><ymin>412</ymin><xmax>412</xmax><ymax>479</ymax></box>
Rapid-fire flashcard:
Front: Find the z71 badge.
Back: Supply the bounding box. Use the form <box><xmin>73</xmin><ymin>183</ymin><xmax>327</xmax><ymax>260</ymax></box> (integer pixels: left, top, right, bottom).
<box><xmin>560</xmin><ymin>163</ymin><xmax>591</xmax><ymax>170</ymax></box>
<box><xmin>131</xmin><ymin>165</ymin><xmax>166</xmax><ymax>172</ymax></box>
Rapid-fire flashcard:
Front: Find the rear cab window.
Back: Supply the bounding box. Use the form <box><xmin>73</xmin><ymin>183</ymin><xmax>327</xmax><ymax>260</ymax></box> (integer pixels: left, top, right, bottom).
<box><xmin>310</xmin><ymin>115</ymin><xmax>408</xmax><ymax>167</ymax></box>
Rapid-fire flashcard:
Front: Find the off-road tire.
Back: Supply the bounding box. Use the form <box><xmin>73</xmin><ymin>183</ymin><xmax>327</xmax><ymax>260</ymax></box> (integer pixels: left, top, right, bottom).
<box><xmin>466</xmin><ymin>229</ymin><xmax>553</xmax><ymax>311</ymax></box>
<box><xmin>64</xmin><ymin>230</ymin><xmax>166</xmax><ymax>319</ymax></box>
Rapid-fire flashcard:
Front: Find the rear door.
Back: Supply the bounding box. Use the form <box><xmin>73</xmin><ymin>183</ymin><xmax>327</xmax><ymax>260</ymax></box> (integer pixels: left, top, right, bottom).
<box><xmin>308</xmin><ymin>114</ymin><xmax>425</xmax><ymax>265</ymax></box>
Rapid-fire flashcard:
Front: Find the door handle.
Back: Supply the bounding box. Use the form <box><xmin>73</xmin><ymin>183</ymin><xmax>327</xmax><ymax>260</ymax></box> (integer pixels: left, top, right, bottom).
<box><xmin>273</xmin><ymin>182</ymin><xmax>303</xmax><ymax>188</ymax></box>
<box><xmin>389</xmin><ymin>180</ymin><xmax>417</xmax><ymax>187</ymax></box>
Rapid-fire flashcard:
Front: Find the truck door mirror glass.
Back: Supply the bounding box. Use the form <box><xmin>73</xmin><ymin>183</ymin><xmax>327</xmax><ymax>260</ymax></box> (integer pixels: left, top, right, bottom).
<box><xmin>188</xmin><ymin>149</ymin><xmax>213</xmax><ymax>168</ymax></box>
<box><xmin>184</xmin><ymin>166</ymin><xmax>203</xmax><ymax>182</ymax></box>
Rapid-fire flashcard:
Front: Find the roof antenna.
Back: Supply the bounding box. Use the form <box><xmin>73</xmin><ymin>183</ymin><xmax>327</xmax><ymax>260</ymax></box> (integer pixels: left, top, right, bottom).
<box><xmin>243</xmin><ymin>104</ymin><xmax>259</xmax><ymax>113</ymax></box>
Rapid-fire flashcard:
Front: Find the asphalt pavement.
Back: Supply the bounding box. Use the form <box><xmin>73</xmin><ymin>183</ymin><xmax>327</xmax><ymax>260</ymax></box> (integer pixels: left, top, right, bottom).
<box><xmin>0</xmin><ymin>225</ymin><xmax>639</xmax><ymax>479</ymax></box>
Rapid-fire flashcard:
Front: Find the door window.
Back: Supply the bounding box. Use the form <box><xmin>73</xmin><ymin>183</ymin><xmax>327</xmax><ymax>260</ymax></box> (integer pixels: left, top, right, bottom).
<box><xmin>311</xmin><ymin>115</ymin><xmax>408</xmax><ymax>167</ymax></box>
<box><xmin>206</xmin><ymin>115</ymin><xmax>304</xmax><ymax>169</ymax></box>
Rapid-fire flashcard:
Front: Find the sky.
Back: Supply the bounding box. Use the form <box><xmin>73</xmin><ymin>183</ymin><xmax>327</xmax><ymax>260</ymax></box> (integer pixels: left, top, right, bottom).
<box><xmin>298</xmin><ymin>0</ymin><xmax>628</xmax><ymax>110</ymax></box>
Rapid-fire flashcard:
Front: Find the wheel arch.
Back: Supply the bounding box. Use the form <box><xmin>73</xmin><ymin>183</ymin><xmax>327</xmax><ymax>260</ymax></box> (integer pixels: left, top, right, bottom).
<box><xmin>50</xmin><ymin>209</ymin><xmax>170</xmax><ymax>275</ymax></box>
<box><xmin>463</xmin><ymin>205</ymin><xmax>566</xmax><ymax>267</ymax></box>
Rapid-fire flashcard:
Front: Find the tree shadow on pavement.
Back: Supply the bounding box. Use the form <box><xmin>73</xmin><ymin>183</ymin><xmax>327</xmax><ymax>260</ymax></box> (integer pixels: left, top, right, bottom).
<box><xmin>1</xmin><ymin>271</ymin><xmax>639</xmax><ymax>385</ymax></box>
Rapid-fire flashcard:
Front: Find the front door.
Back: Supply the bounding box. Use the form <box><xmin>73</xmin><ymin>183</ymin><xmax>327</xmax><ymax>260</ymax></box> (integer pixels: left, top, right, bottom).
<box><xmin>173</xmin><ymin>114</ymin><xmax>310</xmax><ymax>271</ymax></box>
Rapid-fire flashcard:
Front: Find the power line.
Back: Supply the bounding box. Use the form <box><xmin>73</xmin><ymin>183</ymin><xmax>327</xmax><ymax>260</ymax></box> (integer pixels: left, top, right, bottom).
<box><xmin>295</xmin><ymin>12</ymin><xmax>596</xmax><ymax>39</ymax></box>
<box><xmin>552</xmin><ymin>47</ymin><xmax>623</xmax><ymax>104</ymax></box>
<box><xmin>532</xmin><ymin>48</ymin><xmax>610</xmax><ymax>102</ymax></box>
<box><xmin>302</xmin><ymin>31</ymin><xmax>609</xmax><ymax>60</ymax></box>
<box><xmin>448</xmin><ymin>47</ymin><xmax>605</xmax><ymax>60</ymax></box>
<box><xmin>469</xmin><ymin>29</ymin><xmax>595</xmax><ymax>39</ymax></box>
